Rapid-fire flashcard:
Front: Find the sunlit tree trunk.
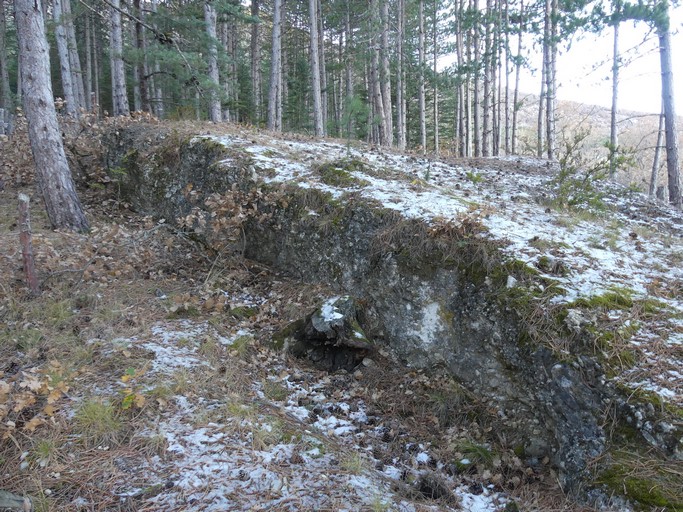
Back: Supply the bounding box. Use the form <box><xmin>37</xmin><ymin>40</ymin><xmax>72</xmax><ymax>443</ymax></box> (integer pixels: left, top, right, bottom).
<box><xmin>15</xmin><ymin>0</ymin><xmax>89</xmax><ymax>232</ymax></box>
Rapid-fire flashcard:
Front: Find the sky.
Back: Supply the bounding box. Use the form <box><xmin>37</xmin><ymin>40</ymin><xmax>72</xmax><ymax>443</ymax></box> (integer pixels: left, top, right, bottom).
<box><xmin>517</xmin><ymin>7</ymin><xmax>683</xmax><ymax>114</ymax></box>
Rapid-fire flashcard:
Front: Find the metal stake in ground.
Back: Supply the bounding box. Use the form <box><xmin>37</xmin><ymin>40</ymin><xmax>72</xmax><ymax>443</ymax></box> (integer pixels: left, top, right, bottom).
<box><xmin>18</xmin><ymin>193</ymin><xmax>39</xmax><ymax>296</ymax></box>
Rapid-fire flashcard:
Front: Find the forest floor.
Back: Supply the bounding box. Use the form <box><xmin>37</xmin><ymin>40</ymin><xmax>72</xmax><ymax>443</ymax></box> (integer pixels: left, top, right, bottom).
<box><xmin>0</xmin><ymin>119</ymin><xmax>613</xmax><ymax>511</ymax></box>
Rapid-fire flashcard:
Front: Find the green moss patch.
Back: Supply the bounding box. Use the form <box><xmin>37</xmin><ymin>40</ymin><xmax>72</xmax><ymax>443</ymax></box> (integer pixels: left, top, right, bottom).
<box><xmin>596</xmin><ymin>451</ymin><xmax>683</xmax><ymax>511</ymax></box>
<box><xmin>312</xmin><ymin>159</ymin><xmax>371</xmax><ymax>188</ymax></box>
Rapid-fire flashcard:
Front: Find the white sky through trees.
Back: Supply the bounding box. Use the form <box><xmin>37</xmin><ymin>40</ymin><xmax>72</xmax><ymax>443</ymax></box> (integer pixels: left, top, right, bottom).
<box><xmin>518</xmin><ymin>7</ymin><xmax>683</xmax><ymax>114</ymax></box>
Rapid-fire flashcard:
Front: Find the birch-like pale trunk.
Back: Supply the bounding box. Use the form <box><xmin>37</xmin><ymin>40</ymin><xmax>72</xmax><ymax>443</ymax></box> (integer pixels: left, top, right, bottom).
<box><xmin>15</xmin><ymin>0</ymin><xmax>89</xmax><ymax>232</ymax></box>
<box><xmin>109</xmin><ymin>0</ymin><xmax>129</xmax><ymax>116</ymax></box>
<box><xmin>204</xmin><ymin>1</ymin><xmax>221</xmax><ymax>122</ymax></box>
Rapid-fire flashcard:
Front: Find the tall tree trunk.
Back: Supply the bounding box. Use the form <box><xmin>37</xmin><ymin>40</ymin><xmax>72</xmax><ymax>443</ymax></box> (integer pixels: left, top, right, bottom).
<box><xmin>418</xmin><ymin>0</ymin><xmax>426</xmax><ymax>154</ymax></box>
<box><xmin>309</xmin><ymin>0</ymin><xmax>324</xmax><ymax>136</ymax></box>
<box><xmin>205</xmin><ymin>0</ymin><xmax>221</xmax><ymax>122</ymax></box>
<box><xmin>267</xmin><ymin>0</ymin><xmax>283</xmax><ymax>131</ymax></box>
<box><xmin>250</xmin><ymin>0</ymin><xmax>262</xmax><ymax>122</ymax></box>
<box><xmin>318</xmin><ymin>0</ymin><xmax>328</xmax><ymax>132</ymax></box>
<box><xmin>657</xmin><ymin>15</ymin><xmax>682</xmax><ymax>209</ymax></box>
<box><xmin>92</xmin><ymin>18</ymin><xmax>100</xmax><ymax>115</ymax></box>
<box><xmin>344</xmin><ymin>1</ymin><xmax>354</xmax><ymax>138</ymax></box>
<box><xmin>503</xmin><ymin>0</ymin><xmax>510</xmax><ymax>154</ymax></box>
<box><xmin>511</xmin><ymin>0</ymin><xmax>523</xmax><ymax>155</ymax></box>
<box><xmin>609</xmin><ymin>20</ymin><xmax>620</xmax><ymax>179</ymax></box>
<box><xmin>84</xmin><ymin>11</ymin><xmax>93</xmax><ymax>111</ymax></box>
<box><xmin>380</xmin><ymin>0</ymin><xmax>392</xmax><ymax>146</ymax></box>
<box><xmin>433</xmin><ymin>0</ymin><xmax>439</xmax><ymax>156</ymax></box>
<box><xmin>472</xmin><ymin>0</ymin><xmax>481</xmax><ymax>157</ymax></box>
<box><xmin>537</xmin><ymin>47</ymin><xmax>546</xmax><ymax>158</ymax></box>
<box><xmin>133</xmin><ymin>0</ymin><xmax>150</xmax><ymax>112</ymax></box>
<box><xmin>650</xmin><ymin>109</ymin><xmax>665</xmax><ymax>197</ymax></box>
<box><xmin>53</xmin><ymin>0</ymin><xmax>77</xmax><ymax>115</ymax></box>
<box><xmin>150</xmin><ymin>0</ymin><xmax>164</xmax><ymax>118</ymax></box>
<box><xmin>544</xmin><ymin>0</ymin><xmax>558</xmax><ymax>160</ymax></box>
<box><xmin>0</xmin><ymin>0</ymin><xmax>12</xmax><ymax>111</ymax></box>
<box><xmin>109</xmin><ymin>0</ymin><xmax>129</xmax><ymax>116</ymax></box>
<box><xmin>396</xmin><ymin>0</ymin><xmax>406</xmax><ymax>150</ymax></box>
<box><xmin>14</xmin><ymin>0</ymin><xmax>89</xmax><ymax>232</ymax></box>
<box><xmin>482</xmin><ymin>0</ymin><xmax>492</xmax><ymax>156</ymax></box>
<box><xmin>63</xmin><ymin>0</ymin><xmax>85</xmax><ymax>110</ymax></box>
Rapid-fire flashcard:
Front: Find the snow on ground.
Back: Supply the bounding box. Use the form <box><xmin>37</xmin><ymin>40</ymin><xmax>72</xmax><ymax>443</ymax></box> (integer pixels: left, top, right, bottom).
<box><xmin>199</xmin><ymin>134</ymin><xmax>683</xmax><ymax>406</ymax></box>
<box><xmin>107</xmin><ymin>319</ymin><xmax>510</xmax><ymax>511</ymax></box>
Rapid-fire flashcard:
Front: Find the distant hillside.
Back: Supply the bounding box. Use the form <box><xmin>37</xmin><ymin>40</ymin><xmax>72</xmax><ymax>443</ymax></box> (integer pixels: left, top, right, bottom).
<box><xmin>514</xmin><ymin>92</ymin><xmax>675</xmax><ymax>192</ymax></box>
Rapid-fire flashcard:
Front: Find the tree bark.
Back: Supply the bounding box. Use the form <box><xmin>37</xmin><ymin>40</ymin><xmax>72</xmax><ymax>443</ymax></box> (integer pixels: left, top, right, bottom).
<box><xmin>309</xmin><ymin>0</ymin><xmax>324</xmax><ymax>136</ymax></box>
<box><xmin>53</xmin><ymin>0</ymin><xmax>77</xmax><ymax>115</ymax></box>
<box><xmin>267</xmin><ymin>0</ymin><xmax>283</xmax><ymax>131</ymax></box>
<box><xmin>133</xmin><ymin>0</ymin><xmax>150</xmax><ymax>112</ymax></box>
<box><xmin>511</xmin><ymin>0</ymin><xmax>523</xmax><ymax>155</ymax></box>
<box><xmin>109</xmin><ymin>0</ymin><xmax>129</xmax><ymax>116</ymax></box>
<box><xmin>15</xmin><ymin>0</ymin><xmax>89</xmax><ymax>232</ymax></box>
<box><xmin>657</xmin><ymin>17</ymin><xmax>681</xmax><ymax>209</ymax></box>
<box><xmin>380</xmin><ymin>0</ymin><xmax>392</xmax><ymax>146</ymax></box>
<box><xmin>433</xmin><ymin>0</ymin><xmax>439</xmax><ymax>156</ymax></box>
<box><xmin>609</xmin><ymin>20</ymin><xmax>620</xmax><ymax>179</ymax></box>
<box><xmin>0</xmin><ymin>0</ymin><xmax>13</xmax><ymax>111</ymax></box>
<box><xmin>205</xmin><ymin>0</ymin><xmax>221</xmax><ymax>122</ymax></box>
<box><xmin>650</xmin><ymin>109</ymin><xmax>665</xmax><ymax>198</ymax></box>
<box><xmin>250</xmin><ymin>0</ymin><xmax>262</xmax><ymax>122</ymax></box>
<box><xmin>418</xmin><ymin>0</ymin><xmax>426</xmax><ymax>154</ymax></box>
<box><xmin>63</xmin><ymin>0</ymin><xmax>85</xmax><ymax>110</ymax></box>
<box><xmin>396</xmin><ymin>0</ymin><xmax>406</xmax><ymax>150</ymax></box>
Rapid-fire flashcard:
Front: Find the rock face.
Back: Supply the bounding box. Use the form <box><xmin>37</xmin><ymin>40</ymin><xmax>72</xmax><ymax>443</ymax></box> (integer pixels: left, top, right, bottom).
<box><xmin>104</xmin><ymin>124</ymin><xmax>681</xmax><ymax>497</ymax></box>
<box><xmin>274</xmin><ymin>295</ymin><xmax>374</xmax><ymax>372</ymax></box>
